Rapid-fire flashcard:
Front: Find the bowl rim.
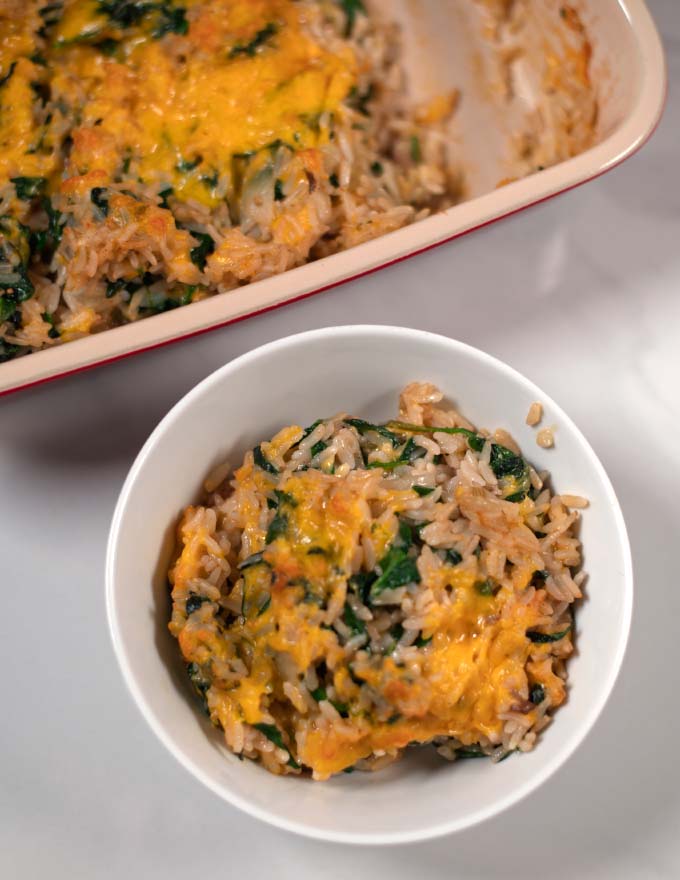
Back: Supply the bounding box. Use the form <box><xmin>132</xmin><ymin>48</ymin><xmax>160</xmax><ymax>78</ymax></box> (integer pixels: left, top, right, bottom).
<box><xmin>105</xmin><ymin>324</ymin><xmax>633</xmax><ymax>845</ymax></box>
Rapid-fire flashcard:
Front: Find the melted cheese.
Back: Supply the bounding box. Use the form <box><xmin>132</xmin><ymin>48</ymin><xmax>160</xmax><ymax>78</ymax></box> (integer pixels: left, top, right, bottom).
<box><xmin>1</xmin><ymin>0</ymin><xmax>354</xmax><ymax>206</ymax></box>
<box><xmin>170</xmin><ymin>428</ymin><xmax>571</xmax><ymax>778</ymax></box>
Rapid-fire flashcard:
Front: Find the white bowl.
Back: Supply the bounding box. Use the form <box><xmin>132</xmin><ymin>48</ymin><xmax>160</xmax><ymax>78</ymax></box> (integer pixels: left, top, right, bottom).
<box><xmin>106</xmin><ymin>326</ymin><xmax>632</xmax><ymax>844</ymax></box>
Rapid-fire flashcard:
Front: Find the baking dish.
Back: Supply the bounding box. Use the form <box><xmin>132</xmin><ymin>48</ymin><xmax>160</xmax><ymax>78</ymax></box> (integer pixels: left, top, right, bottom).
<box><xmin>0</xmin><ymin>0</ymin><xmax>665</xmax><ymax>396</ymax></box>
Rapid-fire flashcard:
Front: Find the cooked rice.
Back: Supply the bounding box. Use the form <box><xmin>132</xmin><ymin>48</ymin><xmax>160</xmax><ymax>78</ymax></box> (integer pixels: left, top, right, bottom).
<box><xmin>0</xmin><ymin>0</ymin><xmax>596</xmax><ymax>363</ymax></box>
<box><xmin>168</xmin><ymin>382</ymin><xmax>584</xmax><ymax>779</ymax></box>
<box><xmin>526</xmin><ymin>401</ymin><xmax>543</xmax><ymax>427</ymax></box>
<box><xmin>537</xmin><ymin>426</ymin><xmax>556</xmax><ymax>448</ymax></box>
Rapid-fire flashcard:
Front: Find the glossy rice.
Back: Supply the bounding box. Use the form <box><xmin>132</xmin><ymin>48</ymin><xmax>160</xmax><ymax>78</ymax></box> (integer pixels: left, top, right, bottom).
<box><xmin>168</xmin><ymin>382</ymin><xmax>584</xmax><ymax>779</ymax></box>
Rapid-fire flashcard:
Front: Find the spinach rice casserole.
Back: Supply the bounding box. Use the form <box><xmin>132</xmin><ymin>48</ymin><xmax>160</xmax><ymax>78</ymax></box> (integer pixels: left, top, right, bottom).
<box><xmin>0</xmin><ymin>0</ymin><xmax>596</xmax><ymax>362</ymax></box>
<box><xmin>169</xmin><ymin>383</ymin><xmax>585</xmax><ymax>779</ymax></box>
<box><xmin>0</xmin><ymin>0</ymin><xmax>463</xmax><ymax>361</ymax></box>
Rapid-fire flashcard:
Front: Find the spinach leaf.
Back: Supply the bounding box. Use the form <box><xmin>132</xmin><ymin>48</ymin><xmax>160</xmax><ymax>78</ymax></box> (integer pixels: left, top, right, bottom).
<box><xmin>338</xmin><ymin>0</ymin><xmax>366</xmax><ymax>37</ymax></box>
<box><xmin>237</xmin><ymin>551</ymin><xmax>268</xmax><ymax>571</ymax></box>
<box><xmin>345</xmin><ymin>417</ymin><xmax>400</xmax><ymax>447</ymax></box>
<box><xmin>42</xmin><ymin>312</ymin><xmax>60</xmax><ymax>338</ymax></box>
<box><xmin>349</xmin><ymin>570</ymin><xmax>375</xmax><ymax>605</ymax></box>
<box><xmin>414</xmin><ymin>634</ymin><xmax>432</xmax><ymax>648</ymax></box>
<box><xmin>152</xmin><ymin>3</ymin><xmax>188</xmax><ymax>38</ymax></box>
<box><xmin>475</xmin><ymin>579</ymin><xmax>495</xmax><ymax>596</ymax></box>
<box><xmin>0</xmin><ymin>61</ymin><xmax>17</xmax><ymax>89</ymax></box>
<box><xmin>189</xmin><ymin>231</ymin><xmax>214</xmax><ymax>270</ymax></box>
<box><xmin>90</xmin><ymin>187</ymin><xmax>109</xmax><ymax>217</ymax></box>
<box><xmin>456</xmin><ymin>745</ymin><xmax>486</xmax><ymax>759</ymax></box>
<box><xmin>489</xmin><ymin>443</ymin><xmax>530</xmax><ymax>501</ymax></box>
<box><xmin>526</xmin><ymin>626</ymin><xmax>571</xmax><ymax>644</ymax></box>
<box><xmin>229</xmin><ymin>22</ymin><xmax>278</xmax><ymax>58</ymax></box>
<box><xmin>385</xmin><ymin>420</ymin><xmax>484</xmax><ymax>452</ymax></box>
<box><xmin>253</xmin><ymin>722</ymin><xmax>299</xmax><ymax>768</ymax></box>
<box><xmin>310</xmin><ymin>440</ymin><xmax>327</xmax><ymax>458</ymax></box>
<box><xmin>253</xmin><ymin>444</ymin><xmax>278</xmax><ymax>475</ymax></box>
<box><xmin>273</xmin><ymin>489</ymin><xmax>297</xmax><ymax>507</ymax></box>
<box><xmin>529</xmin><ymin>684</ymin><xmax>545</xmax><ymax>704</ymax></box>
<box><xmin>0</xmin><ymin>339</ymin><xmax>21</xmax><ymax>362</ymax></box>
<box><xmin>11</xmin><ymin>177</ymin><xmax>47</xmax><ymax>200</ymax></box>
<box><xmin>370</xmin><ymin>537</ymin><xmax>420</xmax><ymax>600</ymax></box>
<box><xmin>301</xmin><ymin>419</ymin><xmax>323</xmax><ymax>440</ymax></box>
<box><xmin>342</xmin><ymin>602</ymin><xmax>366</xmax><ymax>636</ymax></box>
<box><xmin>158</xmin><ymin>186</ymin><xmax>173</xmax><ymax>208</ymax></box>
<box><xmin>444</xmin><ymin>549</ymin><xmax>462</xmax><ymax>565</ymax></box>
<box><xmin>265</xmin><ymin>512</ymin><xmax>288</xmax><ymax>545</ymax></box>
<box><xmin>185</xmin><ymin>594</ymin><xmax>208</xmax><ymax>614</ymax></box>
<box><xmin>186</xmin><ymin>661</ymin><xmax>210</xmax><ymax>714</ymax></box>
<box><xmin>413</xmin><ymin>485</ymin><xmax>434</xmax><ymax>497</ymax></box>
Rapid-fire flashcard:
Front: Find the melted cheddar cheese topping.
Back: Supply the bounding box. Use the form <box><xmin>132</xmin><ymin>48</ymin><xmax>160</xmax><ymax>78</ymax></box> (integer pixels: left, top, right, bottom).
<box><xmin>0</xmin><ymin>0</ymin><xmax>356</xmax><ymax>204</ymax></box>
<box><xmin>170</xmin><ymin>425</ymin><xmax>572</xmax><ymax>779</ymax></box>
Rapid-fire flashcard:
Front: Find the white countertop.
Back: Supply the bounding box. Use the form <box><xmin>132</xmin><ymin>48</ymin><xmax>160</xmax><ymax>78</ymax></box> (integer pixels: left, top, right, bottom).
<box><xmin>2</xmin><ymin>2</ymin><xmax>679</xmax><ymax>876</ymax></box>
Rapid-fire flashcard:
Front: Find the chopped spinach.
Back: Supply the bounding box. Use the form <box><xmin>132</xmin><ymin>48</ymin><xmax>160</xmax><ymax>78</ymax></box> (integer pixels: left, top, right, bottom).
<box><xmin>0</xmin><ymin>61</ymin><xmax>17</xmax><ymax>89</ymax></box>
<box><xmin>475</xmin><ymin>579</ymin><xmax>495</xmax><ymax>596</ymax></box>
<box><xmin>0</xmin><ymin>339</ymin><xmax>21</xmax><ymax>362</ymax></box>
<box><xmin>338</xmin><ymin>0</ymin><xmax>366</xmax><ymax>37</ymax></box>
<box><xmin>265</xmin><ymin>512</ymin><xmax>288</xmax><ymax>545</ymax></box>
<box><xmin>274</xmin><ymin>178</ymin><xmax>285</xmax><ymax>201</ymax></box>
<box><xmin>489</xmin><ymin>443</ymin><xmax>530</xmax><ymax>501</ymax></box>
<box><xmin>370</xmin><ymin>160</ymin><xmax>383</xmax><ymax>176</ymax></box>
<box><xmin>342</xmin><ymin>602</ymin><xmax>366</xmax><ymax>636</ymax></box>
<box><xmin>97</xmin><ymin>1</ymin><xmax>188</xmax><ymax>38</ymax></box>
<box><xmin>90</xmin><ymin>187</ymin><xmax>109</xmax><ymax>217</ymax></box>
<box><xmin>329</xmin><ymin>172</ymin><xmax>339</xmax><ymax>188</ymax></box>
<box><xmin>176</xmin><ymin>155</ymin><xmax>201</xmax><ymax>173</ymax></box>
<box><xmin>189</xmin><ymin>231</ymin><xmax>214</xmax><ymax>269</ymax></box>
<box><xmin>529</xmin><ymin>683</ymin><xmax>545</xmax><ymax>705</ymax></box>
<box><xmin>11</xmin><ymin>177</ymin><xmax>47</xmax><ymax>201</ymax></box>
<box><xmin>414</xmin><ymin>634</ymin><xmax>432</xmax><ymax>648</ymax></box>
<box><xmin>307</xmin><ymin>546</ymin><xmax>327</xmax><ymax>556</ymax></box>
<box><xmin>347</xmin><ymin>82</ymin><xmax>373</xmax><ymax>116</ymax></box>
<box><xmin>410</xmin><ymin>135</ymin><xmax>422</xmax><ymax>163</ymax></box>
<box><xmin>257</xmin><ymin>594</ymin><xmax>271</xmax><ymax>616</ymax></box>
<box><xmin>444</xmin><ymin>549</ymin><xmax>462</xmax><ymax>566</ymax></box>
<box><xmin>384</xmin><ymin>420</ymin><xmax>484</xmax><ymax>455</ymax></box>
<box><xmin>370</xmin><ymin>532</ymin><xmax>420</xmax><ymax>600</ymax></box>
<box><xmin>42</xmin><ymin>312</ymin><xmax>60</xmax><ymax>338</ymax></box>
<box><xmin>273</xmin><ymin>489</ymin><xmax>297</xmax><ymax>507</ymax></box>
<box><xmin>456</xmin><ymin>745</ymin><xmax>486</xmax><ymax>759</ymax></box>
<box><xmin>158</xmin><ymin>186</ymin><xmax>174</xmax><ymax>208</ymax></box>
<box><xmin>237</xmin><ymin>551</ymin><xmax>268</xmax><ymax>571</ymax></box>
<box><xmin>185</xmin><ymin>593</ymin><xmax>208</xmax><ymax>614</ymax></box>
<box><xmin>310</xmin><ymin>440</ymin><xmax>327</xmax><ymax>458</ymax></box>
<box><xmin>229</xmin><ymin>22</ymin><xmax>278</xmax><ymax>58</ymax></box>
<box><xmin>301</xmin><ymin>418</ymin><xmax>323</xmax><ymax>440</ymax></box>
<box><xmin>345</xmin><ymin>417</ymin><xmax>400</xmax><ymax>447</ymax></box>
<box><xmin>253</xmin><ymin>722</ymin><xmax>299</xmax><ymax>768</ymax></box>
<box><xmin>186</xmin><ymin>661</ymin><xmax>210</xmax><ymax>714</ymax></box>
<box><xmin>253</xmin><ymin>444</ymin><xmax>279</xmax><ymax>475</ymax></box>
<box><xmin>413</xmin><ymin>485</ymin><xmax>434</xmax><ymax>497</ymax></box>
<box><xmin>152</xmin><ymin>3</ymin><xmax>188</xmax><ymax>38</ymax></box>
<box><xmin>349</xmin><ymin>570</ymin><xmax>375</xmax><ymax>605</ymax></box>
<box><xmin>526</xmin><ymin>626</ymin><xmax>571</xmax><ymax>644</ymax></box>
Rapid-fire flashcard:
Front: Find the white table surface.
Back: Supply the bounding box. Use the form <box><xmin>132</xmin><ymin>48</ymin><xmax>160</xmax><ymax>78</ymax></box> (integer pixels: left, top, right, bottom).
<box><xmin>2</xmin><ymin>2</ymin><xmax>679</xmax><ymax>877</ymax></box>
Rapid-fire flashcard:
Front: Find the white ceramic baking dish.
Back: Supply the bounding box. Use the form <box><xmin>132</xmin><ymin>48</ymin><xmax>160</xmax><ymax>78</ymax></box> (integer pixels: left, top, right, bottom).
<box><xmin>0</xmin><ymin>0</ymin><xmax>665</xmax><ymax>396</ymax></box>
